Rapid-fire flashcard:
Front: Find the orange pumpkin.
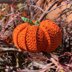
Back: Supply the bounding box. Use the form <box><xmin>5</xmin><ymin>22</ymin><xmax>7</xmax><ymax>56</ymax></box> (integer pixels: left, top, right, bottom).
<box><xmin>13</xmin><ymin>23</ymin><xmax>29</xmax><ymax>49</ymax></box>
<box><xmin>40</xmin><ymin>20</ymin><xmax>62</xmax><ymax>52</ymax></box>
<box><xmin>13</xmin><ymin>19</ymin><xmax>62</xmax><ymax>52</ymax></box>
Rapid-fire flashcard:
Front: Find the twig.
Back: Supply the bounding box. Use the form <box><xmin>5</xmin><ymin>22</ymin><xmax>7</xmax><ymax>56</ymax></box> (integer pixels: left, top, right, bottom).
<box><xmin>39</xmin><ymin>63</ymin><xmax>53</xmax><ymax>72</ymax></box>
<box><xmin>5</xmin><ymin>13</ymin><xmax>20</xmax><ymax>28</ymax></box>
<box><xmin>0</xmin><ymin>47</ymin><xmax>20</xmax><ymax>52</ymax></box>
<box><xmin>57</xmin><ymin>8</ymin><xmax>72</xmax><ymax>19</ymax></box>
<box><xmin>0</xmin><ymin>17</ymin><xmax>6</xmax><ymax>23</ymax></box>
<box><xmin>30</xmin><ymin>5</ymin><xmax>44</xmax><ymax>12</ymax></box>
<box><xmin>10</xmin><ymin>5</ymin><xmax>14</xmax><ymax>14</ymax></box>
<box><xmin>50</xmin><ymin>58</ymin><xmax>65</xmax><ymax>72</ymax></box>
<box><xmin>26</xmin><ymin>0</ymin><xmax>35</xmax><ymax>19</ymax></box>
<box><xmin>28</xmin><ymin>61</ymin><xmax>46</xmax><ymax>68</ymax></box>
<box><xmin>31</xmin><ymin>2</ymin><xmax>66</xmax><ymax>20</ymax></box>
<box><xmin>17</xmin><ymin>68</ymin><xmax>39</xmax><ymax>72</ymax></box>
<box><xmin>38</xmin><ymin>1</ymin><xmax>58</xmax><ymax>22</ymax></box>
<box><xmin>46</xmin><ymin>4</ymin><xmax>63</xmax><ymax>14</ymax></box>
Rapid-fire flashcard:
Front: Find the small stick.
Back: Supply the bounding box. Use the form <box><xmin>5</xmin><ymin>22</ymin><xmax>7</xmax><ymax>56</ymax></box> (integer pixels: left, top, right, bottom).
<box><xmin>30</xmin><ymin>5</ymin><xmax>44</xmax><ymax>12</ymax></box>
<box><xmin>38</xmin><ymin>1</ymin><xmax>58</xmax><ymax>22</ymax></box>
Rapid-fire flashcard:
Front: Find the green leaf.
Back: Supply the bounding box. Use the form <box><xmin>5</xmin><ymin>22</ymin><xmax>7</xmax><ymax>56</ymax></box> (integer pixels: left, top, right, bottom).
<box><xmin>21</xmin><ymin>17</ymin><xmax>34</xmax><ymax>25</ymax></box>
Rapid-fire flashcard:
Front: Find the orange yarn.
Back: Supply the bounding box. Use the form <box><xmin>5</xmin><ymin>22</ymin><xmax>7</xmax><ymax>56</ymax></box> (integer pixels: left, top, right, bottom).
<box><xmin>40</xmin><ymin>20</ymin><xmax>62</xmax><ymax>52</ymax></box>
<box><xmin>36</xmin><ymin>27</ymin><xmax>44</xmax><ymax>51</ymax></box>
<box><xmin>13</xmin><ymin>20</ymin><xmax>62</xmax><ymax>52</ymax></box>
<box><xmin>12</xmin><ymin>23</ymin><xmax>29</xmax><ymax>49</ymax></box>
<box><xmin>17</xmin><ymin>27</ymin><xmax>28</xmax><ymax>50</ymax></box>
<box><xmin>26</xmin><ymin>25</ymin><xmax>39</xmax><ymax>52</ymax></box>
<box><xmin>39</xmin><ymin>26</ymin><xmax>51</xmax><ymax>52</ymax></box>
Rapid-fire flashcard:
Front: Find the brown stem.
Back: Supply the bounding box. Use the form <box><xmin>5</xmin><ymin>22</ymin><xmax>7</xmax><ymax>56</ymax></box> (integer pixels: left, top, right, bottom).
<box><xmin>38</xmin><ymin>1</ymin><xmax>58</xmax><ymax>22</ymax></box>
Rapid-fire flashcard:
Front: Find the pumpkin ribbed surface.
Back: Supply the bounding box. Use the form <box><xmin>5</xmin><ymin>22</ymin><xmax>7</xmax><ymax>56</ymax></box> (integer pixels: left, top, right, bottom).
<box><xmin>39</xmin><ymin>26</ymin><xmax>51</xmax><ymax>52</ymax></box>
<box><xmin>40</xmin><ymin>20</ymin><xmax>62</xmax><ymax>52</ymax></box>
<box><xmin>13</xmin><ymin>23</ymin><xmax>29</xmax><ymax>49</ymax></box>
<box><xmin>17</xmin><ymin>27</ymin><xmax>28</xmax><ymax>50</ymax></box>
<box><xmin>26</xmin><ymin>26</ymin><xmax>38</xmax><ymax>52</ymax></box>
<box><xmin>13</xmin><ymin>19</ymin><xmax>62</xmax><ymax>52</ymax></box>
<box><xmin>36</xmin><ymin>27</ymin><xmax>44</xmax><ymax>51</ymax></box>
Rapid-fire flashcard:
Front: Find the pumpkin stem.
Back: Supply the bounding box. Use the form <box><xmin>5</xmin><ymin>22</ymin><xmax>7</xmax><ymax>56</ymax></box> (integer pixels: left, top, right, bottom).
<box><xmin>21</xmin><ymin>17</ymin><xmax>34</xmax><ymax>25</ymax></box>
<box><xmin>21</xmin><ymin>17</ymin><xmax>40</xmax><ymax>26</ymax></box>
<box><xmin>34</xmin><ymin>20</ymin><xmax>40</xmax><ymax>25</ymax></box>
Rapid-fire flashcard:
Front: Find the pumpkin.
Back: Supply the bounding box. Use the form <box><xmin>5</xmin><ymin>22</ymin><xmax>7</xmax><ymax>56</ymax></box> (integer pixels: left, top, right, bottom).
<box><xmin>26</xmin><ymin>25</ymin><xmax>39</xmax><ymax>52</ymax></box>
<box><xmin>13</xmin><ymin>23</ymin><xmax>29</xmax><ymax>49</ymax></box>
<box><xmin>13</xmin><ymin>19</ymin><xmax>62</xmax><ymax>52</ymax></box>
<box><xmin>40</xmin><ymin>20</ymin><xmax>62</xmax><ymax>52</ymax></box>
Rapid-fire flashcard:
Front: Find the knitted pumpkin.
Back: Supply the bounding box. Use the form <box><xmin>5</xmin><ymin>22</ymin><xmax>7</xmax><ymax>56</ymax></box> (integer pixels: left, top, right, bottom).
<box><xmin>40</xmin><ymin>20</ymin><xmax>62</xmax><ymax>52</ymax></box>
<box><xmin>13</xmin><ymin>19</ymin><xmax>62</xmax><ymax>52</ymax></box>
<box><xmin>13</xmin><ymin>24</ymin><xmax>45</xmax><ymax>52</ymax></box>
<box><xmin>13</xmin><ymin>23</ymin><xmax>29</xmax><ymax>49</ymax></box>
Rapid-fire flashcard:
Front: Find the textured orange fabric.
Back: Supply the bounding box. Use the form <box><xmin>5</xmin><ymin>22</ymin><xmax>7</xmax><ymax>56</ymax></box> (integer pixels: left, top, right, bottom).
<box><xmin>17</xmin><ymin>27</ymin><xmax>28</xmax><ymax>50</ymax></box>
<box><xmin>26</xmin><ymin>25</ymin><xmax>39</xmax><ymax>52</ymax></box>
<box><xmin>36</xmin><ymin>27</ymin><xmax>44</xmax><ymax>51</ymax></box>
<box><xmin>13</xmin><ymin>23</ymin><xmax>29</xmax><ymax>49</ymax></box>
<box><xmin>13</xmin><ymin>20</ymin><xmax>62</xmax><ymax>52</ymax></box>
<box><xmin>40</xmin><ymin>20</ymin><xmax>62</xmax><ymax>52</ymax></box>
<box><xmin>40</xmin><ymin>25</ymin><xmax>51</xmax><ymax>52</ymax></box>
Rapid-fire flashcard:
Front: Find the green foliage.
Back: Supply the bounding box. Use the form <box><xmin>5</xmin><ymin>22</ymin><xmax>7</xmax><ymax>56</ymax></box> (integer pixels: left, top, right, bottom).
<box><xmin>21</xmin><ymin>17</ymin><xmax>34</xmax><ymax>25</ymax></box>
